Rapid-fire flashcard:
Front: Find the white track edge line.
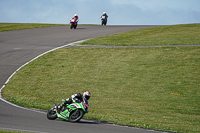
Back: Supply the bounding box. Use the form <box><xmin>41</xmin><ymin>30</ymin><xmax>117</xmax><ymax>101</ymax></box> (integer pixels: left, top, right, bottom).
<box><xmin>0</xmin><ymin>39</ymin><xmax>86</xmax><ymax>113</ymax></box>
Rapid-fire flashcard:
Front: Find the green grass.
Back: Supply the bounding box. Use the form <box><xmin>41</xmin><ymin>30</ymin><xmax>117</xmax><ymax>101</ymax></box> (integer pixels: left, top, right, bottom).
<box><xmin>0</xmin><ymin>129</ymin><xmax>27</xmax><ymax>133</ymax></box>
<box><xmin>1</xmin><ymin>24</ymin><xmax>200</xmax><ymax>133</ymax></box>
<box><xmin>81</xmin><ymin>24</ymin><xmax>200</xmax><ymax>46</ymax></box>
<box><xmin>2</xmin><ymin>47</ymin><xmax>200</xmax><ymax>133</ymax></box>
<box><xmin>0</xmin><ymin>23</ymin><xmax>67</xmax><ymax>32</ymax></box>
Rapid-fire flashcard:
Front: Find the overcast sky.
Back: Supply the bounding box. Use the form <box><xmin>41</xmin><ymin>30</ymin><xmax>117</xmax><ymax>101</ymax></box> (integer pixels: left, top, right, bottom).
<box><xmin>0</xmin><ymin>0</ymin><xmax>200</xmax><ymax>25</ymax></box>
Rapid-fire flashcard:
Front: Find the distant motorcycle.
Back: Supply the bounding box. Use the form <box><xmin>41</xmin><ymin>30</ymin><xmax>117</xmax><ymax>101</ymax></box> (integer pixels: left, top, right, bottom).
<box><xmin>47</xmin><ymin>98</ymin><xmax>89</xmax><ymax>122</ymax></box>
<box><xmin>101</xmin><ymin>16</ymin><xmax>107</xmax><ymax>25</ymax></box>
<box><xmin>70</xmin><ymin>18</ymin><xmax>78</xmax><ymax>29</ymax></box>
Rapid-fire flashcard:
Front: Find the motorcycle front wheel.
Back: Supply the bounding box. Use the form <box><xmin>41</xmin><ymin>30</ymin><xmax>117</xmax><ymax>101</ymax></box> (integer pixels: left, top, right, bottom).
<box><xmin>47</xmin><ymin>108</ymin><xmax>57</xmax><ymax>120</ymax></box>
<box><xmin>70</xmin><ymin>24</ymin><xmax>73</xmax><ymax>29</ymax></box>
<box><xmin>101</xmin><ymin>20</ymin><xmax>106</xmax><ymax>25</ymax></box>
<box><xmin>68</xmin><ymin>109</ymin><xmax>84</xmax><ymax>122</ymax></box>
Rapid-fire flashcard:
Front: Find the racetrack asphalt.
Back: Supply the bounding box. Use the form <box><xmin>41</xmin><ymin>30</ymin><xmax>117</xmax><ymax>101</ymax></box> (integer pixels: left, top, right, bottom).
<box><xmin>0</xmin><ymin>25</ymin><xmax>169</xmax><ymax>133</ymax></box>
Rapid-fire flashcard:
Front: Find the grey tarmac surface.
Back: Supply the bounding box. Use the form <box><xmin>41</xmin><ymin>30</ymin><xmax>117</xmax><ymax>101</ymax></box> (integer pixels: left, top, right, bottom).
<box><xmin>0</xmin><ymin>25</ymin><xmax>167</xmax><ymax>133</ymax></box>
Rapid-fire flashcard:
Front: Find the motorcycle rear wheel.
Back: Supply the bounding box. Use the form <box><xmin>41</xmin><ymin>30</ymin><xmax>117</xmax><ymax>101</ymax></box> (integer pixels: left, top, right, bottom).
<box><xmin>68</xmin><ymin>109</ymin><xmax>84</xmax><ymax>122</ymax></box>
<box><xmin>47</xmin><ymin>108</ymin><xmax>57</xmax><ymax>120</ymax></box>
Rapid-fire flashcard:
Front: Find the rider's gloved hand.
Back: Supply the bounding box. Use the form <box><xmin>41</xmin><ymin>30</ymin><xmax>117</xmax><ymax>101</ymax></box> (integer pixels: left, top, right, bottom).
<box><xmin>76</xmin><ymin>93</ymin><xmax>82</xmax><ymax>97</ymax></box>
<box><xmin>64</xmin><ymin>98</ymin><xmax>72</xmax><ymax>104</ymax></box>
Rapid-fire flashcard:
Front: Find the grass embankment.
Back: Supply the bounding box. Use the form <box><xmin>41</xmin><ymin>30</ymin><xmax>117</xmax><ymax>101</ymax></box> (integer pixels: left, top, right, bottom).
<box><xmin>0</xmin><ymin>130</ymin><xmax>26</xmax><ymax>133</ymax></box>
<box><xmin>0</xmin><ymin>23</ymin><xmax>67</xmax><ymax>32</ymax></box>
<box><xmin>2</xmin><ymin>23</ymin><xmax>200</xmax><ymax>133</ymax></box>
<box><xmin>81</xmin><ymin>24</ymin><xmax>200</xmax><ymax>46</ymax></box>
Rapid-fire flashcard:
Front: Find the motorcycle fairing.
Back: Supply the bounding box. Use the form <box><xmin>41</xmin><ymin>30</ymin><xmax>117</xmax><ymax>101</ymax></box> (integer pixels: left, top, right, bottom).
<box><xmin>57</xmin><ymin>102</ymin><xmax>86</xmax><ymax>120</ymax></box>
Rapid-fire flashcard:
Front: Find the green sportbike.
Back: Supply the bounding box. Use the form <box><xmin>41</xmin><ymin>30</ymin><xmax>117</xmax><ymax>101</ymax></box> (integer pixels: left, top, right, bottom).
<box><xmin>47</xmin><ymin>99</ymin><xmax>89</xmax><ymax>122</ymax></box>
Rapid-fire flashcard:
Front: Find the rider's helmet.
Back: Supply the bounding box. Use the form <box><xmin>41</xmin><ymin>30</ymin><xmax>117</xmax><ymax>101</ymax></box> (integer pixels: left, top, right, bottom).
<box><xmin>74</xmin><ymin>14</ymin><xmax>78</xmax><ymax>17</ymax></box>
<box><xmin>103</xmin><ymin>12</ymin><xmax>106</xmax><ymax>15</ymax></box>
<box><xmin>83</xmin><ymin>91</ymin><xmax>91</xmax><ymax>100</ymax></box>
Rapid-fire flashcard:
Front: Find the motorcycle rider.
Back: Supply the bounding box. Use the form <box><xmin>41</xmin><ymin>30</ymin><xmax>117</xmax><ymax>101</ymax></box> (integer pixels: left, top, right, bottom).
<box><xmin>72</xmin><ymin>14</ymin><xmax>79</xmax><ymax>22</ymax></box>
<box><xmin>58</xmin><ymin>91</ymin><xmax>91</xmax><ymax>110</ymax></box>
<box><xmin>101</xmin><ymin>12</ymin><xmax>108</xmax><ymax>24</ymax></box>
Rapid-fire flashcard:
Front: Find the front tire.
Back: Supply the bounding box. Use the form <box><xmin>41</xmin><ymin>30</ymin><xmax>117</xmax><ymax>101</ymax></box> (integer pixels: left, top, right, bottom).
<box><xmin>102</xmin><ymin>20</ymin><xmax>107</xmax><ymax>25</ymax></box>
<box><xmin>70</xmin><ymin>24</ymin><xmax>73</xmax><ymax>29</ymax></box>
<box><xmin>47</xmin><ymin>108</ymin><xmax>57</xmax><ymax>120</ymax></box>
<box><xmin>68</xmin><ymin>109</ymin><xmax>84</xmax><ymax>122</ymax></box>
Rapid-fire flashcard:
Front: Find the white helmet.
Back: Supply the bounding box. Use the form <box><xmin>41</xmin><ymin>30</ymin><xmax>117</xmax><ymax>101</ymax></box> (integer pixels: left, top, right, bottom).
<box><xmin>83</xmin><ymin>91</ymin><xmax>91</xmax><ymax>100</ymax></box>
<box><xmin>103</xmin><ymin>12</ymin><xmax>106</xmax><ymax>15</ymax></box>
<box><xmin>74</xmin><ymin>14</ymin><xmax>78</xmax><ymax>17</ymax></box>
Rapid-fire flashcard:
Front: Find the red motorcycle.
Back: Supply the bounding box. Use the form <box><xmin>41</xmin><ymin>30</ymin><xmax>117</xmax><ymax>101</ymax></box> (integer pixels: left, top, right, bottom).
<box><xmin>70</xmin><ymin>18</ymin><xmax>78</xmax><ymax>29</ymax></box>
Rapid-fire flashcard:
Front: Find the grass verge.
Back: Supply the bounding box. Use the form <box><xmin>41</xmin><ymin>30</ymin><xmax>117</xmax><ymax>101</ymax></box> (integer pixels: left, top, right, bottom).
<box><xmin>2</xmin><ymin>46</ymin><xmax>200</xmax><ymax>133</ymax></box>
<box><xmin>0</xmin><ymin>23</ymin><xmax>67</xmax><ymax>32</ymax></box>
<box><xmin>81</xmin><ymin>24</ymin><xmax>200</xmax><ymax>46</ymax></box>
<box><xmin>0</xmin><ymin>129</ymin><xmax>26</xmax><ymax>133</ymax></box>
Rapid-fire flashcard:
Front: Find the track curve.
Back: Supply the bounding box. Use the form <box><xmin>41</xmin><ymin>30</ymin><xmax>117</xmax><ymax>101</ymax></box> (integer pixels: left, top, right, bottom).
<box><xmin>0</xmin><ymin>25</ymin><xmax>166</xmax><ymax>133</ymax></box>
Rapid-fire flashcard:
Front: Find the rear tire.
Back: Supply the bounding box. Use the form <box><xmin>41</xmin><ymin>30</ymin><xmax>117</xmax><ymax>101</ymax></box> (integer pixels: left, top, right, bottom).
<box><xmin>68</xmin><ymin>109</ymin><xmax>84</xmax><ymax>122</ymax></box>
<box><xmin>47</xmin><ymin>108</ymin><xmax>57</xmax><ymax>120</ymax></box>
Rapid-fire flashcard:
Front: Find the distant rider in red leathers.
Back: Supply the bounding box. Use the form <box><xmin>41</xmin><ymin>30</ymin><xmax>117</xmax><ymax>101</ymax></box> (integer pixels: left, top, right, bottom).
<box><xmin>72</xmin><ymin>14</ymin><xmax>79</xmax><ymax>23</ymax></box>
